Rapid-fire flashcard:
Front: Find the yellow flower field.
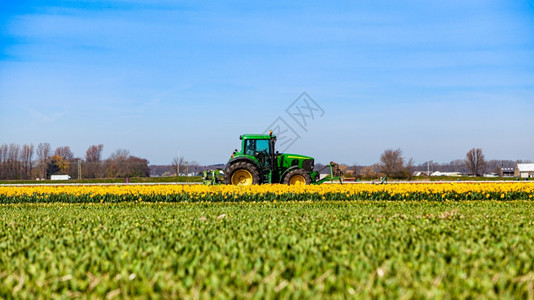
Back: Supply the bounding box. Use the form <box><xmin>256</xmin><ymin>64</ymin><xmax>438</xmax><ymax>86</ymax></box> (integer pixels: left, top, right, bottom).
<box><xmin>0</xmin><ymin>182</ymin><xmax>533</xmax><ymax>203</ymax></box>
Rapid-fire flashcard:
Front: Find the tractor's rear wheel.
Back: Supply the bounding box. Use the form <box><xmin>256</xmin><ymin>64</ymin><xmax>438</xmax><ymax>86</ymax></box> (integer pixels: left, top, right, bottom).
<box><xmin>284</xmin><ymin>169</ymin><xmax>312</xmax><ymax>185</ymax></box>
<box><xmin>224</xmin><ymin>161</ymin><xmax>261</xmax><ymax>186</ymax></box>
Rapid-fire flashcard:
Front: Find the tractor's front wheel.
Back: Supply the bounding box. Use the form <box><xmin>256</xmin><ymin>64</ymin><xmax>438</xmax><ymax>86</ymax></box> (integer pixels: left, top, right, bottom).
<box><xmin>224</xmin><ymin>161</ymin><xmax>261</xmax><ymax>186</ymax></box>
<box><xmin>283</xmin><ymin>169</ymin><xmax>312</xmax><ymax>185</ymax></box>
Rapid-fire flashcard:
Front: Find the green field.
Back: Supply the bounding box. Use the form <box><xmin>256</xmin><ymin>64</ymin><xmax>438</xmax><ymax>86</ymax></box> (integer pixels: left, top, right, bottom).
<box><xmin>0</xmin><ymin>175</ymin><xmax>203</xmax><ymax>185</ymax></box>
<box><xmin>2</xmin><ymin>201</ymin><xmax>534</xmax><ymax>298</ymax></box>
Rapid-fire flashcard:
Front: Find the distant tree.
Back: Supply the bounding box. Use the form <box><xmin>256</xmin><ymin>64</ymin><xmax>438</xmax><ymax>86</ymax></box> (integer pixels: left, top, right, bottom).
<box><xmin>379</xmin><ymin>148</ymin><xmax>415</xmax><ymax>179</ymax></box>
<box><xmin>149</xmin><ymin>165</ymin><xmax>173</xmax><ymax>177</ymax></box>
<box><xmin>172</xmin><ymin>156</ymin><xmax>185</xmax><ymax>176</ymax></box>
<box><xmin>125</xmin><ymin>156</ymin><xmax>150</xmax><ymax>177</ymax></box>
<box><xmin>86</xmin><ymin>144</ymin><xmax>104</xmax><ymax>162</ymax></box>
<box><xmin>54</xmin><ymin>146</ymin><xmax>74</xmax><ymax>161</ymax></box>
<box><xmin>451</xmin><ymin>159</ymin><xmax>467</xmax><ymax>173</ymax></box>
<box><xmin>20</xmin><ymin>144</ymin><xmax>34</xmax><ymax>179</ymax></box>
<box><xmin>36</xmin><ymin>143</ymin><xmax>52</xmax><ymax>179</ymax></box>
<box><xmin>339</xmin><ymin>164</ymin><xmax>349</xmax><ymax>175</ymax></box>
<box><xmin>50</xmin><ymin>146</ymin><xmax>74</xmax><ymax>175</ymax></box>
<box><xmin>50</xmin><ymin>154</ymin><xmax>70</xmax><ymax>174</ymax></box>
<box><xmin>350</xmin><ymin>163</ymin><xmax>359</xmax><ymax>178</ymax></box>
<box><xmin>85</xmin><ymin>144</ymin><xmax>104</xmax><ymax>178</ymax></box>
<box><xmin>379</xmin><ymin>148</ymin><xmax>404</xmax><ymax>177</ymax></box>
<box><xmin>109</xmin><ymin>149</ymin><xmax>130</xmax><ymax>161</ymax></box>
<box><xmin>465</xmin><ymin>148</ymin><xmax>486</xmax><ymax>176</ymax></box>
<box><xmin>360</xmin><ymin>164</ymin><xmax>381</xmax><ymax>180</ymax></box>
<box><xmin>0</xmin><ymin>144</ymin><xmax>7</xmax><ymax>179</ymax></box>
<box><xmin>106</xmin><ymin>161</ymin><xmax>120</xmax><ymax>178</ymax></box>
<box><xmin>342</xmin><ymin>164</ymin><xmax>357</xmax><ymax>178</ymax></box>
<box><xmin>104</xmin><ymin>149</ymin><xmax>149</xmax><ymax>178</ymax></box>
<box><xmin>404</xmin><ymin>158</ymin><xmax>415</xmax><ymax>179</ymax></box>
<box><xmin>46</xmin><ymin>160</ymin><xmax>61</xmax><ymax>178</ymax></box>
<box><xmin>106</xmin><ymin>149</ymin><xmax>130</xmax><ymax>178</ymax></box>
<box><xmin>7</xmin><ymin>144</ymin><xmax>21</xmax><ymax>179</ymax></box>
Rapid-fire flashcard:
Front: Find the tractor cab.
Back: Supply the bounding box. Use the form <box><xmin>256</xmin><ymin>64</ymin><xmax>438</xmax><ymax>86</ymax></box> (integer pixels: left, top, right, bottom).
<box><xmin>241</xmin><ymin>134</ymin><xmax>274</xmax><ymax>170</ymax></box>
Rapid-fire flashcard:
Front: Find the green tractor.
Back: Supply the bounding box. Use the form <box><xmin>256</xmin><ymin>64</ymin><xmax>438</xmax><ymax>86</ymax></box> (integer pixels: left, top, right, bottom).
<box><xmin>203</xmin><ymin>132</ymin><xmax>343</xmax><ymax>186</ymax></box>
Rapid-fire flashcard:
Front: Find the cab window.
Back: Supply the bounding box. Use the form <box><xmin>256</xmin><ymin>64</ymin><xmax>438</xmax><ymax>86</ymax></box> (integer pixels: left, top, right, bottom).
<box><xmin>244</xmin><ymin>140</ymin><xmax>255</xmax><ymax>156</ymax></box>
<box><xmin>244</xmin><ymin>139</ymin><xmax>271</xmax><ymax>156</ymax></box>
<box><xmin>256</xmin><ymin>139</ymin><xmax>270</xmax><ymax>155</ymax></box>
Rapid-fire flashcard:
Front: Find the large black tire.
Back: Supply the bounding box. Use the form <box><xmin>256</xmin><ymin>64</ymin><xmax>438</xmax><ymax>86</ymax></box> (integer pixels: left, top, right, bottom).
<box><xmin>283</xmin><ymin>168</ymin><xmax>312</xmax><ymax>185</ymax></box>
<box><xmin>224</xmin><ymin>161</ymin><xmax>261</xmax><ymax>185</ymax></box>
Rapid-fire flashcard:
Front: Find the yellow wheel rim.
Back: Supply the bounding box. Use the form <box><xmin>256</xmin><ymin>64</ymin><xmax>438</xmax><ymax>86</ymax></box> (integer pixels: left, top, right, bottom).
<box><xmin>289</xmin><ymin>175</ymin><xmax>306</xmax><ymax>185</ymax></box>
<box><xmin>231</xmin><ymin>170</ymin><xmax>253</xmax><ymax>186</ymax></box>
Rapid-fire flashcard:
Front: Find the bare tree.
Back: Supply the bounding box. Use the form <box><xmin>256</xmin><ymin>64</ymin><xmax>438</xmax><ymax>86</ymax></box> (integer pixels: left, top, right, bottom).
<box><xmin>172</xmin><ymin>156</ymin><xmax>185</xmax><ymax>176</ymax></box>
<box><xmin>86</xmin><ymin>144</ymin><xmax>104</xmax><ymax>162</ymax></box>
<box><xmin>54</xmin><ymin>146</ymin><xmax>74</xmax><ymax>161</ymax></box>
<box><xmin>451</xmin><ymin>159</ymin><xmax>467</xmax><ymax>173</ymax></box>
<box><xmin>85</xmin><ymin>144</ymin><xmax>104</xmax><ymax>178</ymax></box>
<box><xmin>21</xmin><ymin>144</ymin><xmax>34</xmax><ymax>179</ymax></box>
<box><xmin>7</xmin><ymin>144</ymin><xmax>21</xmax><ymax>179</ymax></box>
<box><xmin>36</xmin><ymin>143</ymin><xmax>52</xmax><ymax>179</ymax></box>
<box><xmin>109</xmin><ymin>149</ymin><xmax>130</xmax><ymax>161</ymax></box>
<box><xmin>103</xmin><ymin>149</ymin><xmax>149</xmax><ymax>178</ymax></box>
<box><xmin>379</xmin><ymin>148</ymin><xmax>404</xmax><ymax>177</ymax></box>
<box><xmin>465</xmin><ymin>148</ymin><xmax>486</xmax><ymax>176</ymax></box>
<box><xmin>404</xmin><ymin>158</ymin><xmax>415</xmax><ymax>179</ymax></box>
<box><xmin>0</xmin><ymin>144</ymin><xmax>7</xmax><ymax>179</ymax></box>
<box><xmin>106</xmin><ymin>149</ymin><xmax>130</xmax><ymax>178</ymax></box>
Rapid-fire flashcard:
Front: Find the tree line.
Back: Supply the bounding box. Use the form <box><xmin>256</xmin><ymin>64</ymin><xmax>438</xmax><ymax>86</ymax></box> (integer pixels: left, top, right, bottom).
<box><xmin>2</xmin><ymin>143</ymin><xmax>529</xmax><ymax>181</ymax></box>
<box><xmin>159</xmin><ymin>148</ymin><xmax>529</xmax><ymax>180</ymax></box>
<box><xmin>0</xmin><ymin>143</ymin><xmax>150</xmax><ymax>180</ymax></box>
<box><xmin>345</xmin><ymin>148</ymin><xmax>531</xmax><ymax>180</ymax></box>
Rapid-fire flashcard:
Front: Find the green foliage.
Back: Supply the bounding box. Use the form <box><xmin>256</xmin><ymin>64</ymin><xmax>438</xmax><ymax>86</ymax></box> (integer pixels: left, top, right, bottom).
<box><xmin>1</xmin><ymin>201</ymin><xmax>534</xmax><ymax>298</ymax></box>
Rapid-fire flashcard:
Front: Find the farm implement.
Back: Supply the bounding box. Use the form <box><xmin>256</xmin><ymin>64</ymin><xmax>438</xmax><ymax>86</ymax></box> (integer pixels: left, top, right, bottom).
<box><xmin>202</xmin><ymin>132</ymin><xmax>343</xmax><ymax>186</ymax></box>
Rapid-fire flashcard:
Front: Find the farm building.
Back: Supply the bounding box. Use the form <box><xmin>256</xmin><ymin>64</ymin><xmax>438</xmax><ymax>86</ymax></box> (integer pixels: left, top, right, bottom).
<box><xmin>413</xmin><ymin>171</ymin><xmax>430</xmax><ymax>176</ymax></box>
<box><xmin>515</xmin><ymin>163</ymin><xmax>534</xmax><ymax>178</ymax></box>
<box><xmin>500</xmin><ymin>167</ymin><xmax>515</xmax><ymax>177</ymax></box>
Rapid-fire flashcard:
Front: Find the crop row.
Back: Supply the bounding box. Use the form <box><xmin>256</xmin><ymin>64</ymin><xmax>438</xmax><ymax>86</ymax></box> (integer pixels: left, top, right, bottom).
<box><xmin>0</xmin><ymin>183</ymin><xmax>533</xmax><ymax>203</ymax></box>
<box><xmin>2</xmin><ymin>201</ymin><xmax>534</xmax><ymax>298</ymax></box>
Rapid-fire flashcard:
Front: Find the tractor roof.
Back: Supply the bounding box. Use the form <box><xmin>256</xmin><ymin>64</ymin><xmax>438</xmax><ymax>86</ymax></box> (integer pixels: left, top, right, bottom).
<box><xmin>239</xmin><ymin>134</ymin><xmax>274</xmax><ymax>140</ymax></box>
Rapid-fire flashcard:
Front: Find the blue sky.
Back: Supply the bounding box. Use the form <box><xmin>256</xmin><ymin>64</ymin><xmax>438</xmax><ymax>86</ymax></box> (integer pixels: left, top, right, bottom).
<box><xmin>1</xmin><ymin>0</ymin><xmax>533</xmax><ymax>165</ymax></box>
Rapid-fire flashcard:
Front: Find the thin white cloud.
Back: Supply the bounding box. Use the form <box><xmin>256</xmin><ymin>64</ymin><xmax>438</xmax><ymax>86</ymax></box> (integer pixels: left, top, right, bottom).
<box><xmin>26</xmin><ymin>108</ymin><xmax>66</xmax><ymax>123</ymax></box>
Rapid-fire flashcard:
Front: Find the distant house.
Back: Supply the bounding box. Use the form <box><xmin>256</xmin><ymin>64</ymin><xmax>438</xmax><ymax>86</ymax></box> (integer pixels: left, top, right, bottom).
<box><xmin>515</xmin><ymin>163</ymin><xmax>534</xmax><ymax>178</ymax></box>
<box><xmin>500</xmin><ymin>167</ymin><xmax>515</xmax><ymax>177</ymax></box>
<box><xmin>413</xmin><ymin>171</ymin><xmax>430</xmax><ymax>176</ymax></box>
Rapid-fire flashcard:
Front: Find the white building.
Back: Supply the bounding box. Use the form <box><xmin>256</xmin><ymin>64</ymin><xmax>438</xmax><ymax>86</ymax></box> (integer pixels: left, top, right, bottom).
<box><xmin>515</xmin><ymin>163</ymin><xmax>534</xmax><ymax>178</ymax></box>
<box><xmin>50</xmin><ymin>175</ymin><xmax>71</xmax><ymax>180</ymax></box>
<box><xmin>430</xmin><ymin>171</ymin><xmax>462</xmax><ymax>177</ymax></box>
